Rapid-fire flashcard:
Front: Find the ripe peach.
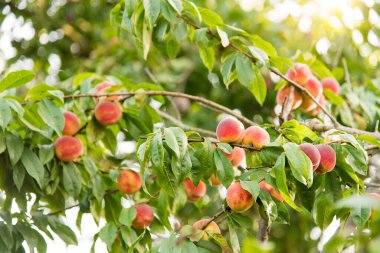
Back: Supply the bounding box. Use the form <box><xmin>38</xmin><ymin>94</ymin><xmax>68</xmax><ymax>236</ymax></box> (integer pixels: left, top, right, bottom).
<box><xmin>276</xmin><ymin>85</ymin><xmax>303</xmax><ymax>110</ymax></box>
<box><xmin>210</xmin><ymin>174</ymin><xmax>221</xmax><ymax>186</ymax></box>
<box><xmin>259</xmin><ymin>181</ymin><xmax>284</xmax><ymax>202</ymax></box>
<box><xmin>193</xmin><ymin>219</ymin><xmax>221</xmax><ymax>240</ymax></box>
<box><xmin>117</xmin><ymin>170</ymin><xmax>142</xmax><ymax>194</ymax></box>
<box><xmin>321</xmin><ymin>77</ymin><xmax>340</xmax><ymax>95</ymax></box>
<box><xmin>226</xmin><ymin>181</ymin><xmax>254</xmax><ymax>212</ymax></box>
<box><xmin>94</xmin><ymin>81</ymin><xmax>121</xmax><ymax>102</ymax></box>
<box><xmin>216</xmin><ymin>117</ymin><xmax>245</xmax><ymax>143</ymax></box>
<box><xmin>62</xmin><ymin>112</ymin><xmax>81</xmax><ymax>136</ymax></box>
<box><xmin>242</xmin><ymin>126</ymin><xmax>270</xmax><ymax>149</ymax></box>
<box><xmin>225</xmin><ymin>147</ymin><xmax>245</xmax><ymax>166</ymax></box>
<box><xmin>299</xmin><ymin>143</ymin><xmax>321</xmax><ymax>171</ymax></box>
<box><xmin>299</xmin><ymin>77</ymin><xmax>323</xmax><ymax>112</ymax></box>
<box><xmin>184</xmin><ymin>178</ymin><xmax>207</xmax><ymax>202</ymax></box>
<box><xmin>132</xmin><ymin>203</ymin><xmax>154</xmax><ymax>229</ymax></box>
<box><xmin>94</xmin><ymin>101</ymin><xmax>122</xmax><ymax>125</ymax></box>
<box><xmin>55</xmin><ymin>136</ymin><xmax>84</xmax><ymax>162</ymax></box>
<box><xmin>286</xmin><ymin>63</ymin><xmax>312</xmax><ymax>85</ymax></box>
<box><xmin>316</xmin><ymin>144</ymin><xmax>336</xmax><ymax>174</ymax></box>
<box><xmin>307</xmin><ymin>95</ymin><xmax>326</xmax><ymax>116</ymax></box>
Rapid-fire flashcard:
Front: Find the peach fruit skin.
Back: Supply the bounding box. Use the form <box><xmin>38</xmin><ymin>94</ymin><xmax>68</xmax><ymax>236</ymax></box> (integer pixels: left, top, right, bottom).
<box><xmin>321</xmin><ymin>77</ymin><xmax>340</xmax><ymax>95</ymax></box>
<box><xmin>276</xmin><ymin>86</ymin><xmax>303</xmax><ymax>110</ymax></box>
<box><xmin>55</xmin><ymin>136</ymin><xmax>84</xmax><ymax>162</ymax></box>
<box><xmin>62</xmin><ymin>112</ymin><xmax>81</xmax><ymax>136</ymax></box>
<box><xmin>184</xmin><ymin>178</ymin><xmax>207</xmax><ymax>202</ymax></box>
<box><xmin>117</xmin><ymin>170</ymin><xmax>142</xmax><ymax>194</ymax></box>
<box><xmin>225</xmin><ymin>147</ymin><xmax>245</xmax><ymax>166</ymax></box>
<box><xmin>286</xmin><ymin>63</ymin><xmax>312</xmax><ymax>85</ymax></box>
<box><xmin>299</xmin><ymin>77</ymin><xmax>323</xmax><ymax>112</ymax></box>
<box><xmin>193</xmin><ymin>219</ymin><xmax>221</xmax><ymax>240</ymax></box>
<box><xmin>316</xmin><ymin>144</ymin><xmax>336</xmax><ymax>174</ymax></box>
<box><xmin>210</xmin><ymin>174</ymin><xmax>221</xmax><ymax>186</ymax></box>
<box><xmin>132</xmin><ymin>203</ymin><xmax>154</xmax><ymax>229</ymax></box>
<box><xmin>216</xmin><ymin>117</ymin><xmax>245</xmax><ymax>143</ymax></box>
<box><xmin>94</xmin><ymin>101</ymin><xmax>122</xmax><ymax>125</ymax></box>
<box><xmin>242</xmin><ymin>126</ymin><xmax>270</xmax><ymax>149</ymax></box>
<box><xmin>299</xmin><ymin>143</ymin><xmax>321</xmax><ymax>171</ymax></box>
<box><xmin>259</xmin><ymin>181</ymin><xmax>284</xmax><ymax>202</ymax></box>
<box><xmin>226</xmin><ymin>181</ymin><xmax>254</xmax><ymax>212</ymax></box>
<box><xmin>308</xmin><ymin>95</ymin><xmax>325</xmax><ymax>116</ymax></box>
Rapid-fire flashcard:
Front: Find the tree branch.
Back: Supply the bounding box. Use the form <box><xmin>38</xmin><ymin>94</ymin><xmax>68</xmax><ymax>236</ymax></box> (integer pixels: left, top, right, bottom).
<box><xmin>157</xmin><ymin>110</ymin><xmax>216</xmax><ymax>137</ymax></box>
<box><xmin>258</xmin><ymin>218</ymin><xmax>270</xmax><ymax>242</ymax></box>
<box><xmin>61</xmin><ymin>91</ymin><xmax>255</xmax><ymax>126</ymax></box>
<box><xmin>200</xmin><ymin>207</ymin><xmax>231</xmax><ymax>230</ymax></box>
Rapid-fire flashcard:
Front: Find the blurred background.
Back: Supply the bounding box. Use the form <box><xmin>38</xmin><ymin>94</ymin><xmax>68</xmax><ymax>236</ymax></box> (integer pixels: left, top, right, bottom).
<box><xmin>1</xmin><ymin>0</ymin><xmax>380</xmax><ymax>252</ymax></box>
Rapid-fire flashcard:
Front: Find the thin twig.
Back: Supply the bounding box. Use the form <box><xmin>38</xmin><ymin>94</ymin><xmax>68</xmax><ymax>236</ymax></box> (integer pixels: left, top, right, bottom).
<box><xmin>258</xmin><ymin>219</ymin><xmax>270</xmax><ymax>242</ymax></box>
<box><xmin>158</xmin><ymin>110</ymin><xmax>216</xmax><ymax>137</ymax></box>
<box><xmin>201</xmin><ymin>207</ymin><xmax>231</xmax><ymax>230</ymax></box>
<box><xmin>365</xmin><ymin>182</ymin><xmax>380</xmax><ymax>187</ymax></box>
<box><xmin>59</xmin><ymin>91</ymin><xmax>255</xmax><ymax>125</ymax></box>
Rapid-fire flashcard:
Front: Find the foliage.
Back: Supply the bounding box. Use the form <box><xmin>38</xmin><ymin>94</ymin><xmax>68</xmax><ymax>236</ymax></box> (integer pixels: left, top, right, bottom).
<box><xmin>1</xmin><ymin>0</ymin><xmax>380</xmax><ymax>252</ymax></box>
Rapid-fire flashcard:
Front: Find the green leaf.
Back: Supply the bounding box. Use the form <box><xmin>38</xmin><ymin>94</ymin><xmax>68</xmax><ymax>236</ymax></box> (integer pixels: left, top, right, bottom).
<box><xmin>0</xmin><ymin>135</ymin><xmax>5</xmax><ymax>154</ymax></box>
<box><xmin>214</xmin><ymin>149</ymin><xmax>234</xmax><ymax>187</ymax></box>
<box><xmin>216</xmin><ymin>26</ymin><xmax>229</xmax><ymax>47</ymax></box>
<box><xmin>63</xmin><ymin>163</ymin><xmax>82</xmax><ymax>197</ymax></box>
<box><xmin>169</xmin><ymin>127</ymin><xmax>188</xmax><ymax>158</ymax></box>
<box><xmin>6</xmin><ymin>134</ymin><xmax>23</xmax><ymax>166</ymax></box>
<box><xmin>199</xmin><ymin>46</ymin><xmax>215</xmax><ymax>72</ymax></box>
<box><xmin>13</xmin><ymin>162</ymin><xmax>25</xmax><ymax>191</ymax></box>
<box><xmin>83</xmin><ymin>157</ymin><xmax>105</xmax><ymax>202</ymax></box>
<box><xmin>143</xmin><ymin>0</ymin><xmax>160</xmax><ymax>27</ymax></box>
<box><xmin>221</xmin><ymin>53</ymin><xmax>237</xmax><ymax>87</ymax></box>
<box><xmin>119</xmin><ymin>207</ymin><xmax>137</xmax><ymax>227</ymax></box>
<box><xmin>208</xmin><ymin>231</ymin><xmax>233</xmax><ymax>253</ymax></box>
<box><xmin>38</xmin><ymin>99</ymin><xmax>64</xmax><ymax>136</ymax></box>
<box><xmin>273</xmin><ymin>153</ymin><xmax>301</xmax><ymax>211</ymax></box>
<box><xmin>49</xmin><ymin>217</ymin><xmax>78</xmax><ymax>245</ymax></box>
<box><xmin>227</xmin><ymin>217</ymin><xmax>240</xmax><ymax>252</ymax></box>
<box><xmin>283</xmin><ymin>143</ymin><xmax>313</xmax><ymax>187</ymax></box>
<box><xmin>167</xmin><ymin>0</ymin><xmax>183</xmax><ymax>13</ymax></box>
<box><xmin>20</xmin><ymin>147</ymin><xmax>45</xmax><ymax>188</ymax></box>
<box><xmin>164</xmin><ymin>128</ymin><xmax>180</xmax><ymax>157</ymax></box>
<box><xmin>143</xmin><ymin>20</ymin><xmax>152</xmax><ymax>60</ymax></box>
<box><xmin>128</xmin><ymin>229</ymin><xmax>146</xmax><ymax>253</ymax></box>
<box><xmin>0</xmin><ymin>99</ymin><xmax>11</xmax><ymax>129</ymax></box>
<box><xmin>235</xmin><ymin>55</ymin><xmax>266</xmax><ymax>105</ymax></box>
<box><xmin>216</xmin><ymin>142</ymin><xmax>233</xmax><ymax>154</ymax></box>
<box><xmin>99</xmin><ymin>223</ymin><xmax>118</xmax><ymax>248</ymax></box>
<box><xmin>248</xmin><ymin>46</ymin><xmax>269</xmax><ymax>67</ymax></box>
<box><xmin>250</xmin><ymin>35</ymin><xmax>277</xmax><ymax>56</ymax></box>
<box><xmin>240</xmin><ymin>180</ymin><xmax>260</xmax><ymax>200</ymax></box>
<box><xmin>199</xmin><ymin>139</ymin><xmax>215</xmax><ymax>178</ymax></box>
<box><xmin>151</xmin><ymin>131</ymin><xmax>164</xmax><ymax>170</ymax></box>
<box><xmin>315</xmin><ymin>194</ymin><xmax>334</xmax><ymax>230</ymax></box>
<box><xmin>351</xmin><ymin>207</ymin><xmax>371</xmax><ymax>229</ymax></box>
<box><xmin>199</xmin><ymin>7</ymin><xmax>223</xmax><ymax>27</ymax></box>
<box><xmin>0</xmin><ymin>70</ymin><xmax>35</xmax><ymax>92</ymax></box>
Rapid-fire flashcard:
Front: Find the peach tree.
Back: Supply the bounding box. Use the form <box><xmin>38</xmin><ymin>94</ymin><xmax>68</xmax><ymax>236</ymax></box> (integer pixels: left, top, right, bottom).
<box><xmin>1</xmin><ymin>0</ymin><xmax>380</xmax><ymax>252</ymax></box>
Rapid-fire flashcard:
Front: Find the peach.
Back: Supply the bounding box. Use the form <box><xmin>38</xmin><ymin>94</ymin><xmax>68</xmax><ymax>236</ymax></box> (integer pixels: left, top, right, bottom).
<box><xmin>62</xmin><ymin>112</ymin><xmax>81</xmax><ymax>136</ymax></box>
<box><xmin>276</xmin><ymin>85</ymin><xmax>303</xmax><ymax>110</ymax></box>
<box><xmin>55</xmin><ymin>136</ymin><xmax>84</xmax><ymax>162</ymax></box>
<box><xmin>299</xmin><ymin>77</ymin><xmax>323</xmax><ymax>112</ymax></box>
<box><xmin>94</xmin><ymin>81</ymin><xmax>121</xmax><ymax>102</ymax></box>
<box><xmin>226</xmin><ymin>181</ymin><xmax>254</xmax><ymax>212</ymax></box>
<box><xmin>94</xmin><ymin>101</ymin><xmax>122</xmax><ymax>125</ymax></box>
<box><xmin>299</xmin><ymin>143</ymin><xmax>321</xmax><ymax>171</ymax></box>
<box><xmin>117</xmin><ymin>170</ymin><xmax>142</xmax><ymax>194</ymax></box>
<box><xmin>193</xmin><ymin>219</ymin><xmax>221</xmax><ymax>240</ymax></box>
<box><xmin>210</xmin><ymin>174</ymin><xmax>221</xmax><ymax>186</ymax></box>
<box><xmin>216</xmin><ymin>117</ymin><xmax>245</xmax><ymax>143</ymax></box>
<box><xmin>184</xmin><ymin>178</ymin><xmax>207</xmax><ymax>202</ymax></box>
<box><xmin>307</xmin><ymin>95</ymin><xmax>326</xmax><ymax>116</ymax></box>
<box><xmin>321</xmin><ymin>77</ymin><xmax>340</xmax><ymax>95</ymax></box>
<box><xmin>316</xmin><ymin>144</ymin><xmax>336</xmax><ymax>174</ymax></box>
<box><xmin>132</xmin><ymin>203</ymin><xmax>154</xmax><ymax>229</ymax></box>
<box><xmin>259</xmin><ymin>181</ymin><xmax>284</xmax><ymax>202</ymax></box>
<box><xmin>286</xmin><ymin>63</ymin><xmax>312</xmax><ymax>85</ymax></box>
<box><xmin>225</xmin><ymin>147</ymin><xmax>245</xmax><ymax>166</ymax></box>
<box><xmin>242</xmin><ymin>126</ymin><xmax>270</xmax><ymax>149</ymax></box>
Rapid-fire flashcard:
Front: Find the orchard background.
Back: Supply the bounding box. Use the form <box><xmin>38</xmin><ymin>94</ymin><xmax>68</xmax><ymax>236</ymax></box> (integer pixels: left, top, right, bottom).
<box><xmin>1</xmin><ymin>0</ymin><xmax>380</xmax><ymax>252</ymax></box>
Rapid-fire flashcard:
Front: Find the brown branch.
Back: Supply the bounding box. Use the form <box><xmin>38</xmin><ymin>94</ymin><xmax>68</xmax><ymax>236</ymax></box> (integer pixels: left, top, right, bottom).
<box><xmin>258</xmin><ymin>218</ymin><xmax>270</xmax><ymax>242</ymax></box>
<box><xmin>307</xmin><ymin>122</ymin><xmax>380</xmax><ymax>140</ymax></box>
<box><xmin>157</xmin><ymin>110</ymin><xmax>216</xmax><ymax>137</ymax></box>
<box><xmin>60</xmin><ymin>91</ymin><xmax>254</xmax><ymax>126</ymax></box>
<box><xmin>201</xmin><ymin>207</ymin><xmax>231</xmax><ymax>230</ymax></box>
<box><xmin>187</xmin><ymin>138</ymin><xmax>261</xmax><ymax>151</ymax></box>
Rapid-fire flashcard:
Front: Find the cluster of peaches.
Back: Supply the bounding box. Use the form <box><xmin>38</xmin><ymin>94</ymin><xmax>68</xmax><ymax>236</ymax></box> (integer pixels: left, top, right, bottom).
<box><xmin>276</xmin><ymin>63</ymin><xmax>340</xmax><ymax>115</ymax></box>
<box><xmin>54</xmin><ymin>82</ymin><xmax>123</xmax><ymax>162</ymax></box>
